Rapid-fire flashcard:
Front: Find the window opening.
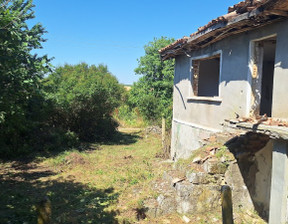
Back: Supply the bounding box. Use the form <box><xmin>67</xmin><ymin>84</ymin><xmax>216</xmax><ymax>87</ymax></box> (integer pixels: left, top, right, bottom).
<box><xmin>192</xmin><ymin>54</ymin><xmax>220</xmax><ymax>97</ymax></box>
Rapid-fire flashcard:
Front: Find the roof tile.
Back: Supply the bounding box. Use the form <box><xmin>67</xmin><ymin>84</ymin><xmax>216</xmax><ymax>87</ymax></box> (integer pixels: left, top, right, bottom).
<box><xmin>159</xmin><ymin>0</ymin><xmax>288</xmax><ymax>60</ymax></box>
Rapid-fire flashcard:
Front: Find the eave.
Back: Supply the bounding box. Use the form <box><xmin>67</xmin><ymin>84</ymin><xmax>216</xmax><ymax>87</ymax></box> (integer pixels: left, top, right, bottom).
<box><xmin>159</xmin><ymin>0</ymin><xmax>288</xmax><ymax>61</ymax></box>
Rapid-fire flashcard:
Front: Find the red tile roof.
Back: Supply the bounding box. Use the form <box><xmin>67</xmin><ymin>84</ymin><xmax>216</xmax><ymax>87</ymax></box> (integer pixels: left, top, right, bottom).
<box><xmin>159</xmin><ymin>0</ymin><xmax>288</xmax><ymax>60</ymax></box>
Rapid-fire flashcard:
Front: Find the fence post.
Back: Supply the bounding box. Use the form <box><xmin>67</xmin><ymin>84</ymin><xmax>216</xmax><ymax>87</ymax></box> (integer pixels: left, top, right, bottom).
<box><xmin>37</xmin><ymin>197</ymin><xmax>51</xmax><ymax>224</ymax></box>
<box><xmin>162</xmin><ymin>117</ymin><xmax>165</xmax><ymax>147</ymax></box>
<box><xmin>221</xmin><ymin>185</ymin><xmax>234</xmax><ymax>224</ymax></box>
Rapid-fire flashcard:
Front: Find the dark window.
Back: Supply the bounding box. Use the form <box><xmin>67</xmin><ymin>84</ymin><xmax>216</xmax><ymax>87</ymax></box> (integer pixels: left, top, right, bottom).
<box><xmin>192</xmin><ymin>55</ymin><xmax>220</xmax><ymax>97</ymax></box>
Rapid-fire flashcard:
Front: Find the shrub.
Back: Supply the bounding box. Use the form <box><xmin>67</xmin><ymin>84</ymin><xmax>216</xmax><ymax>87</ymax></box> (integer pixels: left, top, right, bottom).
<box><xmin>114</xmin><ymin>105</ymin><xmax>145</xmax><ymax>127</ymax></box>
<box><xmin>44</xmin><ymin>63</ymin><xmax>124</xmax><ymax>141</ymax></box>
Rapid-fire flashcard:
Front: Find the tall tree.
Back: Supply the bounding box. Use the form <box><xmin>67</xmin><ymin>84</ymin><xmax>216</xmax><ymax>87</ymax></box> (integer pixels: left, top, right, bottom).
<box><xmin>0</xmin><ymin>0</ymin><xmax>51</xmax><ymax>156</ymax></box>
<box><xmin>134</xmin><ymin>37</ymin><xmax>175</xmax><ymax>83</ymax></box>
<box><xmin>129</xmin><ymin>37</ymin><xmax>175</xmax><ymax>125</ymax></box>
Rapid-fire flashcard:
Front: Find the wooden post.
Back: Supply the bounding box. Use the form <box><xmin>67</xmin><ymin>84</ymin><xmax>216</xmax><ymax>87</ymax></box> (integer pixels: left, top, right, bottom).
<box><xmin>162</xmin><ymin>117</ymin><xmax>165</xmax><ymax>147</ymax></box>
<box><xmin>37</xmin><ymin>197</ymin><xmax>51</xmax><ymax>224</ymax></box>
<box><xmin>221</xmin><ymin>185</ymin><xmax>234</xmax><ymax>224</ymax></box>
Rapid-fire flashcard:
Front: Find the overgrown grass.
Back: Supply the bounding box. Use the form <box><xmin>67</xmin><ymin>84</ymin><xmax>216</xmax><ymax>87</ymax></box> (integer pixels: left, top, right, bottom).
<box><xmin>0</xmin><ymin>129</ymin><xmax>175</xmax><ymax>223</ymax></box>
<box><xmin>0</xmin><ymin>129</ymin><xmax>268</xmax><ymax>223</ymax></box>
<box><xmin>113</xmin><ymin>105</ymin><xmax>146</xmax><ymax>128</ymax></box>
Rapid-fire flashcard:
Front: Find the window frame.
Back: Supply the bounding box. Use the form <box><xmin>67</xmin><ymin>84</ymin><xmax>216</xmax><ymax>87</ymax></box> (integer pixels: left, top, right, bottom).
<box><xmin>187</xmin><ymin>50</ymin><xmax>223</xmax><ymax>102</ymax></box>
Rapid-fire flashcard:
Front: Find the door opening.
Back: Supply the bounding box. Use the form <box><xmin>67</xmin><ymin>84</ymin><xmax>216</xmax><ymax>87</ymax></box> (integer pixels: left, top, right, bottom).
<box><xmin>259</xmin><ymin>38</ymin><xmax>276</xmax><ymax>117</ymax></box>
<box><xmin>252</xmin><ymin>37</ymin><xmax>276</xmax><ymax>117</ymax></box>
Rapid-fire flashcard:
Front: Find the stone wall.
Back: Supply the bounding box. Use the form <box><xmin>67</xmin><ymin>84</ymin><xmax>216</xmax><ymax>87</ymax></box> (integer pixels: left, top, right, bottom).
<box><xmin>145</xmin><ymin>131</ymin><xmax>272</xmax><ymax>223</ymax></box>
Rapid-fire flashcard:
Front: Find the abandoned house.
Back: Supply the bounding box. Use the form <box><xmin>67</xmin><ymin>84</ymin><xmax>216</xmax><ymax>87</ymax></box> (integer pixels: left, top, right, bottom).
<box><xmin>159</xmin><ymin>0</ymin><xmax>288</xmax><ymax>223</ymax></box>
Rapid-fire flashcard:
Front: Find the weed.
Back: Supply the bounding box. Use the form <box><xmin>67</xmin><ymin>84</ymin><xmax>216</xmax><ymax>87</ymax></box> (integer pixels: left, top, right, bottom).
<box><xmin>215</xmin><ymin>146</ymin><xmax>228</xmax><ymax>159</ymax></box>
<box><xmin>94</xmin><ymin>169</ymin><xmax>104</xmax><ymax>175</ymax></box>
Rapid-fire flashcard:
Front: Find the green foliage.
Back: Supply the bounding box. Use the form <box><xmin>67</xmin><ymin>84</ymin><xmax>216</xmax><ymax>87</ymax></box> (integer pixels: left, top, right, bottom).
<box><xmin>215</xmin><ymin>146</ymin><xmax>228</xmax><ymax>159</ymax></box>
<box><xmin>129</xmin><ymin>37</ymin><xmax>175</xmax><ymax>127</ymax></box>
<box><xmin>137</xmin><ymin>93</ymin><xmax>162</xmax><ymax>122</ymax></box>
<box><xmin>44</xmin><ymin>63</ymin><xmax>124</xmax><ymax>141</ymax></box>
<box><xmin>0</xmin><ymin>0</ymin><xmax>52</xmax><ymax>157</ymax></box>
<box><xmin>114</xmin><ymin>104</ymin><xmax>145</xmax><ymax>127</ymax></box>
<box><xmin>134</xmin><ymin>37</ymin><xmax>175</xmax><ymax>82</ymax></box>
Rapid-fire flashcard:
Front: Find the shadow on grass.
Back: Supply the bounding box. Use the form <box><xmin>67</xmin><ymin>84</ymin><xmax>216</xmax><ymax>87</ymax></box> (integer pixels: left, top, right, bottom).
<box><xmin>100</xmin><ymin>130</ymin><xmax>142</xmax><ymax>146</ymax></box>
<box><xmin>0</xmin><ymin>129</ymin><xmax>142</xmax><ymax>163</ymax></box>
<box><xmin>0</xmin><ymin>162</ymin><xmax>119</xmax><ymax>224</ymax></box>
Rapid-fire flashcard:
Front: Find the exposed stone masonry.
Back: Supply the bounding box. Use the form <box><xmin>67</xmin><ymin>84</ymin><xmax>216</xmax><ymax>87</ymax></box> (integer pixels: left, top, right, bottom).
<box><xmin>143</xmin><ymin>131</ymin><xmax>270</xmax><ymax>223</ymax></box>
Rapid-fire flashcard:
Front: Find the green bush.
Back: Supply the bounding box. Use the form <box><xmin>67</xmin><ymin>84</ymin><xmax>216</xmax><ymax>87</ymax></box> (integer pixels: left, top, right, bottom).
<box><xmin>117</xmin><ymin>105</ymin><xmax>137</xmax><ymax>121</ymax></box>
<box><xmin>114</xmin><ymin>105</ymin><xmax>145</xmax><ymax>127</ymax></box>
<box><xmin>137</xmin><ymin>94</ymin><xmax>162</xmax><ymax>123</ymax></box>
<box><xmin>44</xmin><ymin>63</ymin><xmax>124</xmax><ymax>141</ymax></box>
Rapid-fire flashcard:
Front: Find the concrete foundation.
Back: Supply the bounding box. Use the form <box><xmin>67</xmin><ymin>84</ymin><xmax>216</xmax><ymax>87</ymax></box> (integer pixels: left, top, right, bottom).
<box><xmin>269</xmin><ymin>140</ymin><xmax>288</xmax><ymax>224</ymax></box>
<box><xmin>254</xmin><ymin>141</ymin><xmax>273</xmax><ymax>218</ymax></box>
<box><xmin>171</xmin><ymin>119</ymin><xmax>215</xmax><ymax>160</ymax></box>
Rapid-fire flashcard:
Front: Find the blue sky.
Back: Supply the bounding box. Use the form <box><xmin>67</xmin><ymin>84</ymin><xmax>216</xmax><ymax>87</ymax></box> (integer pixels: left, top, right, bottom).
<box><xmin>32</xmin><ymin>0</ymin><xmax>238</xmax><ymax>85</ymax></box>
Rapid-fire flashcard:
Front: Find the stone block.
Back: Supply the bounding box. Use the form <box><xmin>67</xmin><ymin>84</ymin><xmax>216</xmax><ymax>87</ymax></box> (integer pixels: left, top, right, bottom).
<box><xmin>203</xmin><ymin>159</ymin><xmax>227</xmax><ymax>174</ymax></box>
<box><xmin>186</xmin><ymin>172</ymin><xmax>208</xmax><ymax>184</ymax></box>
<box><xmin>195</xmin><ymin>185</ymin><xmax>221</xmax><ymax>213</ymax></box>
<box><xmin>175</xmin><ymin>182</ymin><xmax>194</xmax><ymax>198</ymax></box>
<box><xmin>156</xmin><ymin>194</ymin><xmax>177</xmax><ymax>216</ymax></box>
<box><xmin>176</xmin><ymin>185</ymin><xmax>221</xmax><ymax>214</ymax></box>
